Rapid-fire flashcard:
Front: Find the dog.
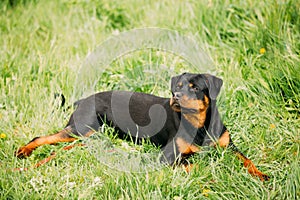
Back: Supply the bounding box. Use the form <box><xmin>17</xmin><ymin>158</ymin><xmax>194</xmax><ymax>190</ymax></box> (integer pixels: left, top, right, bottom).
<box><xmin>15</xmin><ymin>73</ymin><xmax>269</xmax><ymax>180</ymax></box>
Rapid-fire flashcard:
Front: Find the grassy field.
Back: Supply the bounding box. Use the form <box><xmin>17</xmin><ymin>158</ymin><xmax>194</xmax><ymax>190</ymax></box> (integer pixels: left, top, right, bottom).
<box><xmin>1</xmin><ymin>0</ymin><xmax>299</xmax><ymax>199</ymax></box>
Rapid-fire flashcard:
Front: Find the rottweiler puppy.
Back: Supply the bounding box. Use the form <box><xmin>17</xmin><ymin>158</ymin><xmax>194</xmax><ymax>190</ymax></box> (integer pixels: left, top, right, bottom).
<box><xmin>15</xmin><ymin>73</ymin><xmax>269</xmax><ymax>180</ymax></box>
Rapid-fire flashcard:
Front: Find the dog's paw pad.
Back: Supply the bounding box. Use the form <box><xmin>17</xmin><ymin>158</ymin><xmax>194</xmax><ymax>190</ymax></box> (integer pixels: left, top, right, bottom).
<box><xmin>15</xmin><ymin>147</ymin><xmax>33</xmax><ymax>159</ymax></box>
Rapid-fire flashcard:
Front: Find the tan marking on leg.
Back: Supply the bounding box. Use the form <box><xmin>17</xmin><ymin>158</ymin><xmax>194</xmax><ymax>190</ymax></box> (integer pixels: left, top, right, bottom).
<box><xmin>62</xmin><ymin>143</ymin><xmax>86</xmax><ymax>150</ymax></box>
<box><xmin>16</xmin><ymin>127</ymin><xmax>76</xmax><ymax>158</ymax></box>
<box><xmin>84</xmin><ymin>130</ymin><xmax>95</xmax><ymax>137</ymax></box>
<box><xmin>218</xmin><ymin>131</ymin><xmax>230</xmax><ymax>147</ymax></box>
<box><xmin>182</xmin><ymin>164</ymin><xmax>198</xmax><ymax>173</ymax></box>
<box><xmin>34</xmin><ymin>152</ymin><xmax>57</xmax><ymax>168</ymax></box>
<box><xmin>16</xmin><ymin>128</ymin><xmax>95</xmax><ymax>158</ymax></box>
<box><xmin>176</xmin><ymin>137</ymin><xmax>200</xmax><ymax>155</ymax></box>
<box><xmin>235</xmin><ymin>152</ymin><xmax>270</xmax><ymax>181</ymax></box>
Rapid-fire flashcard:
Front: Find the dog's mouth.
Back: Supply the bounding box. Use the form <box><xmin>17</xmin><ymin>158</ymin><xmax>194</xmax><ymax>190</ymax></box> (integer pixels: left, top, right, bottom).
<box><xmin>170</xmin><ymin>98</ymin><xmax>198</xmax><ymax>113</ymax></box>
<box><xmin>170</xmin><ymin>97</ymin><xmax>181</xmax><ymax>111</ymax></box>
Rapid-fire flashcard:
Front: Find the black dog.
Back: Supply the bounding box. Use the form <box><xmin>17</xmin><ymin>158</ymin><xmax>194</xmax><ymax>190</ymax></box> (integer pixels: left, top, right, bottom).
<box><xmin>16</xmin><ymin>73</ymin><xmax>269</xmax><ymax>180</ymax></box>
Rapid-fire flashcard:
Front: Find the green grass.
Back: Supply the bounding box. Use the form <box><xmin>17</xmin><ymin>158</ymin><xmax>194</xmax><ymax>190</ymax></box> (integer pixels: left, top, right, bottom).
<box><xmin>0</xmin><ymin>0</ymin><xmax>299</xmax><ymax>199</ymax></box>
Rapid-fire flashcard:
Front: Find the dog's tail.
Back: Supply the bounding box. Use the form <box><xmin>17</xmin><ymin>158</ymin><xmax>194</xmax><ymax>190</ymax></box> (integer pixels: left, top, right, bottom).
<box><xmin>54</xmin><ymin>93</ymin><xmax>84</xmax><ymax>111</ymax></box>
<box><xmin>229</xmin><ymin>140</ymin><xmax>270</xmax><ymax>181</ymax></box>
<box><xmin>54</xmin><ymin>93</ymin><xmax>66</xmax><ymax>108</ymax></box>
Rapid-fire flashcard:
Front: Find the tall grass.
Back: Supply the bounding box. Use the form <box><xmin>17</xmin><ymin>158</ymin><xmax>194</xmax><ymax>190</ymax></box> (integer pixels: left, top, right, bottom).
<box><xmin>0</xmin><ymin>0</ymin><xmax>299</xmax><ymax>199</ymax></box>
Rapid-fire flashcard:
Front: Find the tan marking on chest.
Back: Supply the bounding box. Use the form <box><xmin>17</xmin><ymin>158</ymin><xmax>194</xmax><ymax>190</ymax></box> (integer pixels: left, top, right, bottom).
<box><xmin>182</xmin><ymin>95</ymin><xmax>209</xmax><ymax>128</ymax></box>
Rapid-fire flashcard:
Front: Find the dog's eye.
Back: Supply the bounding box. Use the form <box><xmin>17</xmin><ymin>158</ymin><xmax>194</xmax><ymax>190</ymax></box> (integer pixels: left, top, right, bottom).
<box><xmin>176</xmin><ymin>83</ymin><xmax>182</xmax><ymax>90</ymax></box>
<box><xmin>190</xmin><ymin>86</ymin><xmax>199</xmax><ymax>92</ymax></box>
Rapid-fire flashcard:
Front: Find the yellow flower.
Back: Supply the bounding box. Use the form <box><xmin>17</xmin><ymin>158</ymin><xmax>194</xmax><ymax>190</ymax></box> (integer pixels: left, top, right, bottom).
<box><xmin>259</xmin><ymin>48</ymin><xmax>266</xmax><ymax>54</ymax></box>
<box><xmin>202</xmin><ymin>189</ymin><xmax>211</xmax><ymax>197</ymax></box>
<box><xmin>0</xmin><ymin>133</ymin><xmax>7</xmax><ymax>139</ymax></box>
<box><xmin>269</xmin><ymin>124</ymin><xmax>276</xmax><ymax>129</ymax></box>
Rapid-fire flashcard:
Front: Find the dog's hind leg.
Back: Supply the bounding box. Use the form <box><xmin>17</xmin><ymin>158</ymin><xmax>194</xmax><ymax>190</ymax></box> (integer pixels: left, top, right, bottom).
<box><xmin>15</xmin><ymin>126</ymin><xmax>90</xmax><ymax>158</ymax></box>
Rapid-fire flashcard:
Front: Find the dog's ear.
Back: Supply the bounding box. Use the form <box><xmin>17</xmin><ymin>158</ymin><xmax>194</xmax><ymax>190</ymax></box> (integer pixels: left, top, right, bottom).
<box><xmin>170</xmin><ymin>74</ymin><xmax>183</xmax><ymax>91</ymax></box>
<box><xmin>203</xmin><ymin>74</ymin><xmax>223</xmax><ymax>100</ymax></box>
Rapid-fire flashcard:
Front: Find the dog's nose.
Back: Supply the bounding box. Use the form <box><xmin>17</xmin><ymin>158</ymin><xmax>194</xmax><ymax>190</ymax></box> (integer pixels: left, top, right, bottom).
<box><xmin>174</xmin><ymin>92</ymin><xmax>183</xmax><ymax>100</ymax></box>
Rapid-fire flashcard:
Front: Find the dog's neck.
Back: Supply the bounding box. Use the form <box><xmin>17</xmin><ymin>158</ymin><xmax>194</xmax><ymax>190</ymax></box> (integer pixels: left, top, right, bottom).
<box><xmin>175</xmin><ymin>100</ymin><xmax>225</xmax><ymax>146</ymax></box>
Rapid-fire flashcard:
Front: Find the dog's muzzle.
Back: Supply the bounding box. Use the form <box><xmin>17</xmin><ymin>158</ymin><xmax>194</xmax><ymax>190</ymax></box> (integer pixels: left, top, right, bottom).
<box><xmin>170</xmin><ymin>92</ymin><xmax>182</xmax><ymax>110</ymax></box>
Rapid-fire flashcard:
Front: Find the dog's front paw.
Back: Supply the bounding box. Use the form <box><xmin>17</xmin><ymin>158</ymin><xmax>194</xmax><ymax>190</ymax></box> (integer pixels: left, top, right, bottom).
<box><xmin>259</xmin><ymin>173</ymin><xmax>270</xmax><ymax>181</ymax></box>
<box><xmin>15</xmin><ymin>146</ymin><xmax>33</xmax><ymax>159</ymax></box>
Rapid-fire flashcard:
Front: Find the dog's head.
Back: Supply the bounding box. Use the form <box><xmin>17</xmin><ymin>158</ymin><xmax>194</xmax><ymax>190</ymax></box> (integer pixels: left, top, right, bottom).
<box><xmin>170</xmin><ymin>73</ymin><xmax>223</xmax><ymax>127</ymax></box>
